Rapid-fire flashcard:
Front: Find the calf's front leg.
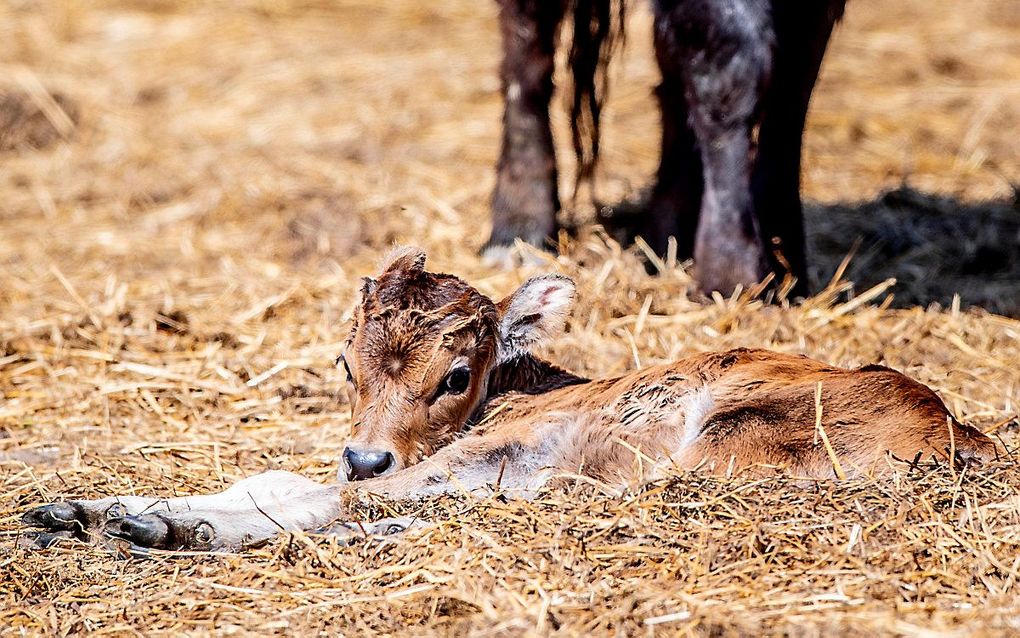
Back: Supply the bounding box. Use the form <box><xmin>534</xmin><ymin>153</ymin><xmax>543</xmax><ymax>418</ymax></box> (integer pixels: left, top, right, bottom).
<box><xmin>341</xmin><ymin>428</ymin><xmax>566</xmax><ymax>510</ymax></box>
<box><xmin>22</xmin><ymin>470</ymin><xmax>345</xmax><ymax>551</ymax></box>
<box><xmin>23</xmin><ymin>431</ymin><xmax>564</xmax><ymax>552</ymax></box>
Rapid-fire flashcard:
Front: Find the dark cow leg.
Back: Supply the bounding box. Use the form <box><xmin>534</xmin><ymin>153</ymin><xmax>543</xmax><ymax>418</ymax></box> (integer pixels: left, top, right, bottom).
<box><xmin>484</xmin><ymin>0</ymin><xmax>567</xmax><ymax>259</ymax></box>
<box><xmin>656</xmin><ymin>0</ymin><xmax>773</xmax><ymax>294</ymax></box>
<box><xmin>752</xmin><ymin>0</ymin><xmax>845</xmax><ymax>297</ymax></box>
<box><xmin>639</xmin><ymin>15</ymin><xmax>704</xmax><ymax>260</ymax></box>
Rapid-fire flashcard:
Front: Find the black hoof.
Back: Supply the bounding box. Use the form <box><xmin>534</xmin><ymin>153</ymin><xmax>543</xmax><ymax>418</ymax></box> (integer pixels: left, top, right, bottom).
<box><xmin>21</xmin><ymin>502</ymin><xmax>87</xmax><ymax>532</ymax></box>
<box><xmin>19</xmin><ymin>530</ymin><xmax>77</xmax><ymax>549</ymax></box>
<box><xmin>104</xmin><ymin>515</ymin><xmax>171</xmax><ymax>549</ymax></box>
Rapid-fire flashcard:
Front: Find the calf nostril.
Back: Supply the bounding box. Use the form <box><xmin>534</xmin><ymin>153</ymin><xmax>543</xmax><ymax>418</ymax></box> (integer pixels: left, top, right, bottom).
<box><xmin>373</xmin><ymin>452</ymin><xmax>394</xmax><ymax>476</ymax></box>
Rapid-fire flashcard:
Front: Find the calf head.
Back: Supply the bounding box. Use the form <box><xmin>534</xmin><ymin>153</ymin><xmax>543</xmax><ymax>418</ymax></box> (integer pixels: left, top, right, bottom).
<box><xmin>337</xmin><ymin>247</ymin><xmax>575</xmax><ymax>482</ymax></box>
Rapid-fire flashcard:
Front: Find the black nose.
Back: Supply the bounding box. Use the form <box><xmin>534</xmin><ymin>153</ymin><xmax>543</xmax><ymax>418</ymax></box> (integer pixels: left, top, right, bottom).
<box><xmin>343</xmin><ymin>447</ymin><xmax>394</xmax><ymax>481</ymax></box>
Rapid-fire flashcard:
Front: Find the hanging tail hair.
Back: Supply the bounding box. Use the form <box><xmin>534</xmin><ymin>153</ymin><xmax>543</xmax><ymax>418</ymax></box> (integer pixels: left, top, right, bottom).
<box><xmin>568</xmin><ymin>0</ymin><xmax>626</xmax><ymax>197</ymax></box>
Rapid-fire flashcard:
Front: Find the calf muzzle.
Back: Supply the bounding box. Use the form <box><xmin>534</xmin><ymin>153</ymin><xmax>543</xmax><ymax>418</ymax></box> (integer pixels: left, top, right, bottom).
<box><xmin>343</xmin><ymin>447</ymin><xmax>395</xmax><ymax>481</ymax></box>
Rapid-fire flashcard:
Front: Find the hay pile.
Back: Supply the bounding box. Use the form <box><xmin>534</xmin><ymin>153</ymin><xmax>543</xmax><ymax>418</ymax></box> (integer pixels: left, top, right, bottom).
<box><xmin>1</xmin><ymin>0</ymin><xmax>1019</xmax><ymax>634</ymax></box>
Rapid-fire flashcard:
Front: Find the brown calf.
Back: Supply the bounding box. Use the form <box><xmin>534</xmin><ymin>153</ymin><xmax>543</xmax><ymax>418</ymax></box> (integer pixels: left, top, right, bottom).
<box><xmin>22</xmin><ymin>248</ymin><xmax>998</xmax><ymax>551</ymax></box>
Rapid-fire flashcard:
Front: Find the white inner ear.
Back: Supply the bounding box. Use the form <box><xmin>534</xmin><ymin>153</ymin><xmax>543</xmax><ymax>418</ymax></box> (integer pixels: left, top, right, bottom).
<box><xmin>498</xmin><ymin>274</ymin><xmax>576</xmax><ymax>362</ymax></box>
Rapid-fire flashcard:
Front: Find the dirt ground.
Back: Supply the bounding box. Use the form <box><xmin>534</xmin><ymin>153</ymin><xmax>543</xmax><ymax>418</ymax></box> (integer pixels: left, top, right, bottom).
<box><xmin>1</xmin><ymin>0</ymin><xmax>1019</xmax><ymax>635</ymax></box>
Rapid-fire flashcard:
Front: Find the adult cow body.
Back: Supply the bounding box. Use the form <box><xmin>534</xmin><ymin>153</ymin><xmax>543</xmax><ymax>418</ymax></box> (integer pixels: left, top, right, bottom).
<box><xmin>484</xmin><ymin>0</ymin><xmax>847</xmax><ymax>296</ymax></box>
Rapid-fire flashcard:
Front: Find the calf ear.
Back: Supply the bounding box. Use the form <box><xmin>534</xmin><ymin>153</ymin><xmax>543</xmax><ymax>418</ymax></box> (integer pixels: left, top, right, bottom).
<box><xmin>379</xmin><ymin>246</ymin><xmax>427</xmax><ymax>278</ymax></box>
<box><xmin>496</xmin><ymin>274</ymin><xmax>576</xmax><ymax>362</ymax></box>
<box><xmin>360</xmin><ymin>276</ymin><xmax>378</xmax><ymax>298</ymax></box>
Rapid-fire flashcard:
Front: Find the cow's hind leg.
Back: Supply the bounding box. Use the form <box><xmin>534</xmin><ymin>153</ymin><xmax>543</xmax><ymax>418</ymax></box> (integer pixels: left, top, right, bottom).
<box><xmin>656</xmin><ymin>0</ymin><xmax>773</xmax><ymax>294</ymax></box>
<box><xmin>642</xmin><ymin>12</ymin><xmax>705</xmax><ymax>260</ymax></box>
<box><xmin>484</xmin><ymin>0</ymin><xmax>567</xmax><ymax>262</ymax></box>
<box><xmin>597</xmin><ymin>16</ymin><xmax>705</xmax><ymax>261</ymax></box>
<box><xmin>22</xmin><ymin>471</ymin><xmax>342</xmax><ymax>551</ymax></box>
<box><xmin>751</xmin><ymin>0</ymin><xmax>845</xmax><ymax>297</ymax></box>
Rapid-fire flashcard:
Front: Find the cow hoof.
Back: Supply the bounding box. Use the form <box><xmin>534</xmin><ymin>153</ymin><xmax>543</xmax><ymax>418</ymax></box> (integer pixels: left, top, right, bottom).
<box><xmin>480</xmin><ymin>243</ymin><xmax>549</xmax><ymax>270</ymax></box>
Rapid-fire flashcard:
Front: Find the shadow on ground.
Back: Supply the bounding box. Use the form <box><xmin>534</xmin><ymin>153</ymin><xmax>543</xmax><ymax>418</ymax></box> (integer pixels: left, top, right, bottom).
<box><xmin>805</xmin><ymin>186</ymin><xmax>1020</xmax><ymax>316</ymax></box>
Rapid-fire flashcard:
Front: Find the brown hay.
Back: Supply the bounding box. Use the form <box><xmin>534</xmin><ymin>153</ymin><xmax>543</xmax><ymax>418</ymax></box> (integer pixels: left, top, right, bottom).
<box><xmin>0</xmin><ymin>89</ymin><xmax>78</xmax><ymax>153</ymax></box>
<box><xmin>2</xmin><ymin>0</ymin><xmax>1020</xmax><ymax>635</ymax></box>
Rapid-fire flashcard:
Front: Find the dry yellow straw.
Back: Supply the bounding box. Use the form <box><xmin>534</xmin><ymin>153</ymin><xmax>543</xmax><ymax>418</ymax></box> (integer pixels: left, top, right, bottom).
<box><xmin>815</xmin><ymin>382</ymin><xmax>847</xmax><ymax>480</ymax></box>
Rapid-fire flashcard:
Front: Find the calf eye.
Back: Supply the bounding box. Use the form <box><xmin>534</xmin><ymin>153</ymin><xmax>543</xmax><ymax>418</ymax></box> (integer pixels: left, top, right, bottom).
<box><xmin>440</xmin><ymin>367</ymin><xmax>471</xmax><ymax>396</ymax></box>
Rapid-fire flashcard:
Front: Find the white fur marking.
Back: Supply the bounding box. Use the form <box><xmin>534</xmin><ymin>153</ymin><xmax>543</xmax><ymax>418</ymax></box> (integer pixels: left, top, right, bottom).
<box><xmin>678</xmin><ymin>387</ymin><xmax>714</xmax><ymax>451</ymax></box>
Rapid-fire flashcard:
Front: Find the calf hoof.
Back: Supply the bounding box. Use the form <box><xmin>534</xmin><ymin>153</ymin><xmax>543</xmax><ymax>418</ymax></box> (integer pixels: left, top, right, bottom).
<box><xmin>22</xmin><ymin>502</ymin><xmax>90</xmax><ymax>533</ymax></box>
<box><xmin>104</xmin><ymin>515</ymin><xmax>172</xmax><ymax>549</ymax></box>
<box><xmin>311</xmin><ymin>516</ymin><xmax>422</xmax><ymax>545</ymax></box>
<box><xmin>18</xmin><ymin>530</ymin><xmax>79</xmax><ymax>550</ymax></box>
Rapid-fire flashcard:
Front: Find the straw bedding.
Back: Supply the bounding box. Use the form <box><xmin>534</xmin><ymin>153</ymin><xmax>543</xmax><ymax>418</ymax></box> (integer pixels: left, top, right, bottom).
<box><xmin>1</xmin><ymin>0</ymin><xmax>1019</xmax><ymax>634</ymax></box>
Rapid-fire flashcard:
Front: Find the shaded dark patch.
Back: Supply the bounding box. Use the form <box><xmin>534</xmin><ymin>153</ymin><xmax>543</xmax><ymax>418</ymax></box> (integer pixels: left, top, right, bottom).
<box><xmin>134</xmin><ymin>85</ymin><xmax>167</xmax><ymax>105</ymax></box>
<box><xmin>701</xmin><ymin>400</ymin><xmax>802</xmax><ymax>444</ymax></box>
<box><xmin>482</xmin><ymin>441</ymin><xmax>528</xmax><ymax>466</ymax></box>
<box><xmin>737</xmin><ymin>379</ymin><xmax>767</xmax><ymax>393</ymax></box>
<box><xmin>155</xmin><ymin>309</ymin><xmax>189</xmax><ymax>334</ymax></box>
<box><xmin>0</xmin><ymin>89</ymin><xmax>79</xmax><ymax>152</ymax></box>
<box><xmin>486</xmin><ymin>354</ymin><xmax>588</xmax><ymax>399</ymax></box>
<box><xmin>858</xmin><ymin>363</ymin><xmax>895</xmax><ymax>374</ymax></box>
<box><xmin>806</xmin><ymin>186</ymin><xmax>1020</xmax><ymax>316</ymax></box>
<box><xmin>432</xmin><ymin>596</ymin><xmax>482</xmax><ymax>619</ymax></box>
<box><xmin>717</xmin><ymin>348</ymin><xmax>753</xmax><ymax>370</ymax></box>
<box><xmin>619</xmin><ymin>405</ymin><xmax>643</xmax><ymax>426</ymax></box>
<box><xmin>277</xmin><ymin>384</ymin><xmax>316</xmax><ymax>400</ymax></box>
<box><xmin>207</xmin><ymin>331</ymin><xmax>240</xmax><ymax>348</ymax></box>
